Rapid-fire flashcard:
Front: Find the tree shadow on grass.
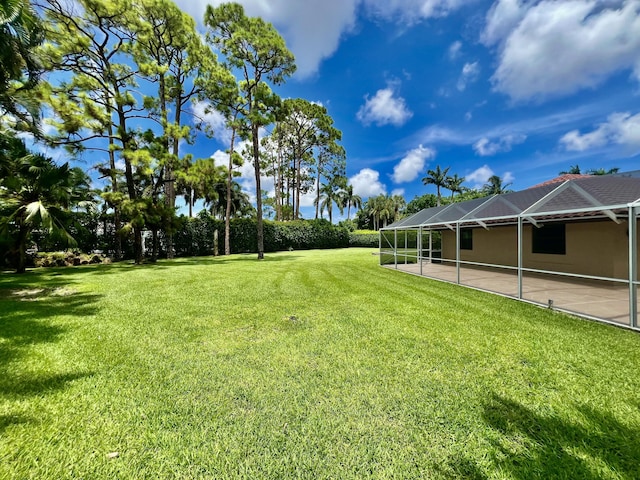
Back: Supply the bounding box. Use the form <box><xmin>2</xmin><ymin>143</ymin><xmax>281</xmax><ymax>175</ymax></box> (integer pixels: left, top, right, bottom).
<box><xmin>462</xmin><ymin>393</ymin><xmax>640</xmax><ymax>479</ymax></box>
<box><xmin>0</xmin><ymin>288</ymin><xmax>102</xmax><ymax>323</ymax></box>
<box><xmin>128</xmin><ymin>253</ymin><xmax>304</xmax><ymax>269</ymax></box>
<box><xmin>0</xmin><ymin>280</ymin><xmax>101</xmax><ymax>432</ymax></box>
<box><xmin>0</xmin><ymin>413</ymin><xmax>32</xmax><ymax>434</ymax></box>
<box><xmin>1</xmin><ymin>371</ymin><xmax>94</xmax><ymax>397</ymax></box>
<box><xmin>0</xmin><ymin>253</ymin><xmax>304</xmax><ymax>278</ymax></box>
<box><xmin>0</xmin><ymin>262</ymin><xmax>129</xmax><ymax>282</ymax></box>
<box><xmin>0</xmin><ymin>370</ymin><xmax>94</xmax><ymax>434</ymax></box>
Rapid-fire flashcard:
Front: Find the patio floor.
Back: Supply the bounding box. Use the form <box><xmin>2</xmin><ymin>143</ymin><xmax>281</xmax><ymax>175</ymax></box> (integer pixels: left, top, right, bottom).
<box><xmin>384</xmin><ymin>260</ymin><xmax>634</xmax><ymax>327</ymax></box>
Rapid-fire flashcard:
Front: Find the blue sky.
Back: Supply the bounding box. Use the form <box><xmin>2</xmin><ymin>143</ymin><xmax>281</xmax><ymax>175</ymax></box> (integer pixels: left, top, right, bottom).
<box><xmin>46</xmin><ymin>0</ymin><xmax>640</xmax><ymax>220</ymax></box>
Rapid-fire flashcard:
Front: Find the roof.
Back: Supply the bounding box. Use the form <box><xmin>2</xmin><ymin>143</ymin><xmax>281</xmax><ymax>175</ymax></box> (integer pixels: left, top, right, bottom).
<box><xmin>383</xmin><ymin>173</ymin><xmax>640</xmax><ymax>230</ymax></box>
<box><xmin>529</xmin><ymin>174</ymin><xmax>592</xmax><ymax>188</ymax></box>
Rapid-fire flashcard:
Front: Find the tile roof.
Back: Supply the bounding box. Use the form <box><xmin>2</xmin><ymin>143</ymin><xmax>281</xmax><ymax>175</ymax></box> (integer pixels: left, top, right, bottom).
<box><xmin>528</xmin><ymin>174</ymin><xmax>592</xmax><ymax>188</ymax></box>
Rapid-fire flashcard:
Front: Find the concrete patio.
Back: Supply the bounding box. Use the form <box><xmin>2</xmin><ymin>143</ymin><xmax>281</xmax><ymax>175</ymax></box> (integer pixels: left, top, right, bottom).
<box><xmin>384</xmin><ymin>260</ymin><xmax>634</xmax><ymax>327</ymax></box>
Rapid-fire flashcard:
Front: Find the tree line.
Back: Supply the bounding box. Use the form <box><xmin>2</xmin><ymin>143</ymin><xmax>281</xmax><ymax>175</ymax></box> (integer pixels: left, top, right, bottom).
<box><xmin>355</xmin><ymin>165</ymin><xmax>513</xmax><ymax>230</ymax></box>
<box><xmin>356</xmin><ymin>162</ymin><xmax>621</xmax><ymax>230</ymax></box>
<box><xmin>0</xmin><ymin>0</ymin><xmax>357</xmax><ymax>271</ymax></box>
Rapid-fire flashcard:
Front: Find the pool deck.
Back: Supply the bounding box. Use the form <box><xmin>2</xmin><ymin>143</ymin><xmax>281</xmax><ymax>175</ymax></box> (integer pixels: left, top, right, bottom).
<box><xmin>384</xmin><ymin>261</ymin><xmax>634</xmax><ymax>327</ymax></box>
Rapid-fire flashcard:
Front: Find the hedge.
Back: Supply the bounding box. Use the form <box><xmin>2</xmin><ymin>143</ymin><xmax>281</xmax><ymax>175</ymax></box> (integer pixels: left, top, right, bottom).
<box><xmin>348</xmin><ymin>231</ymin><xmax>379</xmax><ymax>247</ymax></box>
<box><xmin>170</xmin><ymin>217</ymin><xmax>350</xmax><ymax>257</ymax></box>
<box><xmin>1</xmin><ymin>215</ymin><xmax>352</xmax><ymax>268</ymax></box>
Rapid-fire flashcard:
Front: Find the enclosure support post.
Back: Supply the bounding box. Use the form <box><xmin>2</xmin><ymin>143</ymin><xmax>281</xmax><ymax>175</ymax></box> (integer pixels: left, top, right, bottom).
<box><xmin>629</xmin><ymin>206</ymin><xmax>637</xmax><ymax>328</ymax></box>
<box><xmin>517</xmin><ymin>217</ymin><xmax>523</xmax><ymax>299</ymax></box>
<box><xmin>405</xmin><ymin>229</ymin><xmax>408</xmax><ymax>265</ymax></box>
<box><xmin>429</xmin><ymin>229</ymin><xmax>433</xmax><ymax>264</ymax></box>
<box><xmin>456</xmin><ymin>223</ymin><xmax>461</xmax><ymax>284</ymax></box>
<box><xmin>394</xmin><ymin>229</ymin><xmax>398</xmax><ymax>269</ymax></box>
<box><xmin>378</xmin><ymin>227</ymin><xmax>382</xmax><ymax>265</ymax></box>
<box><xmin>419</xmin><ymin>226</ymin><xmax>423</xmax><ymax>276</ymax></box>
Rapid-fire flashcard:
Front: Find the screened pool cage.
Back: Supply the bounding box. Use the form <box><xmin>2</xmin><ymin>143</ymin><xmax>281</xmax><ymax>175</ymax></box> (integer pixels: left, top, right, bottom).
<box><xmin>380</xmin><ymin>174</ymin><xmax>640</xmax><ymax>331</ymax></box>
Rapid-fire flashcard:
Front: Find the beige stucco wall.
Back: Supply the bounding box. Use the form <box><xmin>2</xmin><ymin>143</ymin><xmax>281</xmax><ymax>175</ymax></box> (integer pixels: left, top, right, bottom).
<box><xmin>441</xmin><ymin>225</ymin><xmax>518</xmax><ymax>266</ymax></box>
<box><xmin>440</xmin><ymin>219</ymin><xmax>637</xmax><ymax>279</ymax></box>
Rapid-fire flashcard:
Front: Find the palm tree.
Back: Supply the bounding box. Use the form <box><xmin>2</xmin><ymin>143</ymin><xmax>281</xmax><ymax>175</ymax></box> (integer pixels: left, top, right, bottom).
<box><xmin>559</xmin><ymin>165</ymin><xmax>581</xmax><ymax>175</ymax></box>
<box><xmin>391</xmin><ymin>194</ymin><xmax>406</xmax><ymax>223</ymax></box>
<box><xmin>316</xmin><ymin>181</ymin><xmax>345</xmax><ymax>224</ymax></box>
<box><xmin>378</xmin><ymin>195</ymin><xmax>394</xmax><ymax>228</ymax></box>
<box><xmin>343</xmin><ymin>184</ymin><xmax>362</xmax><ymax>220</ymax></box>
<box><xmin>482</xmin><ymin>175</ymin><xmax>512</xmax><ymax>195</ymax></box>
<box><xmin>0</xmin><ymin>0</ymin><xmax>43</xmax><ymax>125</ymax></box>
<box><xmin>422</xmin><ymin>165</ymin><xmax>450</xmax><ymax>206</ymax></box>
<box><xmin>364</xmin><ymin>194</ymin><xmax>394</xmax><ymax>230</ymax></box>
<box><xmin>0</xmin><ymin>137</ymin><xmax>92</xmax><ymax>273</ymax></box>
<box><xmin>211</xmin><ymin>181</ymin><xmax>253</xmax><ymax>219</ymax></box>
<box><xmin>446</xmin><ymin>173</ymin><xmax>465</xmax><ymax>199</ymax></box>
<box><xmin>587</xmin><ymin>167</ymin><xmax>620</xmax><ymax>175</ymax></box>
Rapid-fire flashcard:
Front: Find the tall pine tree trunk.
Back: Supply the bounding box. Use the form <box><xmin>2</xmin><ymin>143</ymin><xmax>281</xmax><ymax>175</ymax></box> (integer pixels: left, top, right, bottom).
<box><xmin>252</xmin><ymin>122</ymin><xmax>264</xmax><ymax>260</ymax></box>
<box><xmin>106</xmin><ymin>108</ymin><xmax>122</xmax><ymax>261</ymax></box>
<box><xmin>225</xmin><ymin>123</ymin><xmax>237</xmax><ymax>255</ymax></box>
<box><xmin>117</xmin><ymin>102</ymin><xmax>142</xmax><ymax>264</ymax></box>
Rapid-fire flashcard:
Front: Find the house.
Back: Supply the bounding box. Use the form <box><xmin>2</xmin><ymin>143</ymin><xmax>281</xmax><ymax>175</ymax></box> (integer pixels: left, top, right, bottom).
<box><xmin>380</xmin><ymin>173</ymin><xmax>640</xmax><ymax>330</ymax></box>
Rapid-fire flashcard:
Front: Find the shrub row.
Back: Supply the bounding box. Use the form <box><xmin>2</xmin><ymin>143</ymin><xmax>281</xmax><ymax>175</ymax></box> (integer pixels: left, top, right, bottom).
<box><xmin>348</xmin><ymin>231</ymin><xmax>379</xmax><ymax>247</ymax></box>
<box><xmin>170</xmin><ymin>217</ymin><xmax>350</xmax><ymax>257</ymax></box>
<box><xmin>32</xmin><ymin>251</ymin><xmax>109</xmax><ymax>268</ymax></box>
<box><xmin>1</xmin><ymin>215</ymin><xmax>353</xmax><ymax>268</ymax></box>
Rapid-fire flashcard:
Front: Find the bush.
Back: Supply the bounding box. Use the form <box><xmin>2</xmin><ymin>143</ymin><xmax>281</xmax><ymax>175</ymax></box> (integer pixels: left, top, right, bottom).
<box><xmin>349</xmin><ymin>230</ymin><xmax>379</xmax><ymax>247</ymax></box>
<box><xmin>33</xmin><ymin>251</ymin><xmax>109</xmax><ymax>268</ymax></box>
<box><xmin>169</xmin><ymin>216</ymin><xmax>349</xmax><ymax>256</ymax></box>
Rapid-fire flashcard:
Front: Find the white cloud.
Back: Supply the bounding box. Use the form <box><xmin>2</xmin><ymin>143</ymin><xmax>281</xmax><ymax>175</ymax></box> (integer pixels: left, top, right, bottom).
<box><xmin>483</xmin><ymin>0</ymin><xmax>640</xmax><ymax>101</ymax></box>
<box><xmin>456</xmin><ymin>61</ymin><xmax>480</xmax><ymax>91</ymax></box>
<box><xmin>299</xmin><ymin>188</ymin><xmax>319</xmax><ymax>208</ymax></box>
<box><xmin>466</xmin><ymin>164</ymin><xmax>494</xmax><ymax>189</ymax></box>
<box><xmin>417</xmin><ymin>125</ymin><xmax>471</xmax><ymax>145</ymax></box>
<box><xmin>391</xmin><ymin>188</ymin><xmax>405</xmax><ymax>197</ymax></box>
<box><xmin>464</xmin><ymin>111</ymin><xmax>472</xmax><ymax>122</ymax></box>
<box><xmin>473</xmin><ymin>133</ymin><xmax>526</xmax><ymax>156</ymax></box>
<box><xmin>465</xmin><ymin>165</ymin><xmax>514</xmax><ymax>189</ymax></box>
<box><xmin>191</xmin><ymin>101</ymin><xmax>233</xmax><ymax>145</ymax></box>
<box><xmin>178</xmin><ymin>0</ymin><xmax>359</xmax><ymax>78</ymax></box>
<box><xmin>481</xmin><ymin>0</ymin><xmax>527</xmax><ymax>47</ymax></box>
<box><xmin>448</xmin><ymin>40</ymin><xmax>462</xmax><ymax>60</ymax></box>
<box><xmin>365</xmin><ymin>0</ymin><xmax>474</xmax><ymax>22</ymax></box>
<box><xmin>560</xmin><ymin>111</ymin><xmax>640</xmax><ymax>153</ymax></box>
<box><xmin>392</xmin><ymin>144</ymin><xmax>436</xmax><ymax>183</ymax></box>
<box><xmin>349</xmin><ymin>168</ymin><xmax>387</xmax><ymax>198</ymax></box>
<box><xmin>179</xmin><ymin>0</ymin><xmax>470</xmax><ymax>78</ymax></box>
<box><xmin>210</xmin><ymin>137</ymin><xmax>275</xmax><ymax>204</ymax></box>
<box><xmin>559</xmin><ymin>129</ymin><xmax>608</xmax><ymax>153</ymax></box>
<box><xmin>357</xmin><ymin>86</ymin><xmax>413</xmax><ymax>127</ymax></box>
<box><xmin>503</xmin><ymin>171</ymin><xmax>515</xmax><ymax>184</ymax></box>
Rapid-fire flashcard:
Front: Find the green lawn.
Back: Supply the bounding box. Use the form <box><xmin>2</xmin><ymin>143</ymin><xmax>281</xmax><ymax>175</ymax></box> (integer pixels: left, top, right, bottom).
<box><xmin>1</xmin><ymin>248</ymin><xmax>640</xmax><ymax>479</ymax></box>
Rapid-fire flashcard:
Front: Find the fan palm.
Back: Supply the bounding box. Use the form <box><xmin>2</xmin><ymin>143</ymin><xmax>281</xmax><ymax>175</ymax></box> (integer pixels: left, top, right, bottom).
<box><xmin>0</xmin><ymin>137</ymin><xmax>92</xmax><ymax>272</ymax></box>
<box><xmin>0</xmin><ymin>0</ymin><xmax>43</xmax><ymax>124</ymax></box>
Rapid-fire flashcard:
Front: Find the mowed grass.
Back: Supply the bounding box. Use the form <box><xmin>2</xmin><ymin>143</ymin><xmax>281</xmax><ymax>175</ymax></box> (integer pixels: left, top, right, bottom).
<box><xmin>1</xmin><ymin>248</ymin><xmax>640</xmax><ymax>479</ymax></box>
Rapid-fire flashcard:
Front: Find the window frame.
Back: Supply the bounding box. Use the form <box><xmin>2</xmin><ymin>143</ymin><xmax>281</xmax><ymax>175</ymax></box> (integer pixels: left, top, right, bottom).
<box><xmin>460</xmin><ymin>228</ymin><xmax>473</xmax><ymax>250</ymax></box>
<box><xmin>532</xmin><ymin>222</ymin><xmax>566</xmax><ymax>255</ymax></box>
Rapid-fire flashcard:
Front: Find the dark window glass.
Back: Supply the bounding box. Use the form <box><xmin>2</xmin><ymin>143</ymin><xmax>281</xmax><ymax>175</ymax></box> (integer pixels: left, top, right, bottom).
<box><xmin>460</xmin><ymin>229</ymin><xmax>473</xmax><ymax>250</ymax></box>
<box><xmin>532</xmin><ymin>223</ymin><xmax>566</xmax><ymax>255</ymax></box>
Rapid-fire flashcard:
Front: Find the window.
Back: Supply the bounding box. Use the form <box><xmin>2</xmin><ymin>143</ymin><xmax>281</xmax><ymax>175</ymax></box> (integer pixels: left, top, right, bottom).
<box><xmin>532</xmin><ymin>223</ymin><xmax>566</xmax><ymax>255</ymax></box>
<box><xmin>460</xmin><ymin>229</ymin><xmax>473</xmax><ymax>250</ymax></box>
